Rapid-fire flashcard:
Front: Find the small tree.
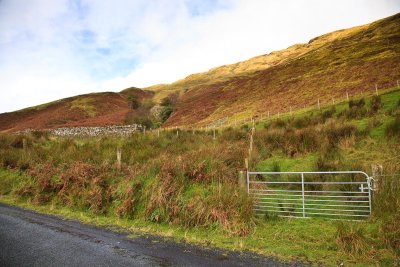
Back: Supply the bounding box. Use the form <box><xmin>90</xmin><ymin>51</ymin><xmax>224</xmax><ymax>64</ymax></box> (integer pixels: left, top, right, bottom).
<box><xmin>160</xmin><ymin>106</ymin><xmax>173</xmax><ymax>122</ymax></box>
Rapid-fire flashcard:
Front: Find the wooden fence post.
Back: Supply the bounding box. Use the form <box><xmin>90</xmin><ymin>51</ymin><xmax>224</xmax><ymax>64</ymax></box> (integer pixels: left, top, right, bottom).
<box><xmin>116</xmin><ymin>148</ymin><xmax>122</xmax><ymax>171</ymax></box>
<box><xmin>346</xmin><ymin>91</ymin><xmax>349</xmax><ymax>101</ymax></box>
<box><xmin>318</xmin><ymin>98</ymin><xmax>320</xmax><ymax>110</ymax></box>
<box><xmin>238</xmin><ymin>170</ymin><xmax>246</xmax><ymax>189</ymax></box>
<box><xmin>375</xmin><ymin>84</ymin><xmax>378</xmax><ymax>96</ymax></box>
<box><xmin>371</xmin><ymin>164</ymin><xmax>383</xmax><ymax>192</ymax></box>
<box><xmin>22</xmin><ymin>138</ymin><xmax>27</xmax><ymax>150</ymax></box>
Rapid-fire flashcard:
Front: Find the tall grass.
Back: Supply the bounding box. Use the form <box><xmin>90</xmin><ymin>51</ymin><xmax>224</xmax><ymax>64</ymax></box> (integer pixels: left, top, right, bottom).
<box><xmin>0</xmin><ymin>129</ymin><xmax>252</xmax><ymax>235</ymax></box>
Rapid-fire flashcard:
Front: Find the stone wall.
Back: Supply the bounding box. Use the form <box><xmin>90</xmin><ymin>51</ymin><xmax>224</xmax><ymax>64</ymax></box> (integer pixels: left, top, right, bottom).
<box><xmin>20</xmin><ymin>125</ymin><xmax>142</xmax><ymax>137</ymax></box>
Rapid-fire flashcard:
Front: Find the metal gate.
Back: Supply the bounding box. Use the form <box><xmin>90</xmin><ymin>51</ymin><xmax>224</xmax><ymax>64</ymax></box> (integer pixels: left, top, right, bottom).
<box><xmin>247</xmin><ymin>171</ymin><xmax>372</xmax><ymax>220</ymax></box>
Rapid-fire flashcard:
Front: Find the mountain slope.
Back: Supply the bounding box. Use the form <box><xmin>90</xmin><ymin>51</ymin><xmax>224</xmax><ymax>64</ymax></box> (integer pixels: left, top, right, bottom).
<box><xmin>0</xmin><ymin>89</ymin><xmax>152</xmax><ymax>132</ymax></box>
<box><xmin>153</xmin><ymin>13</ymin><xmax>400</xmax><ymax>127</ymax></box>
<box><xmin>1</xmin><ymin>13</ymin><xmax>399</xmax><ymax>131</ymax></box>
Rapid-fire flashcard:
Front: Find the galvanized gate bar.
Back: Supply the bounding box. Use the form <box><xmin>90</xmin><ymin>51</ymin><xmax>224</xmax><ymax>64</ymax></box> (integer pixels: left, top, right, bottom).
<box><xmin>247</xmin><ymin>171</ymin><xmax>372</xmax><ymax>220</ymax></box>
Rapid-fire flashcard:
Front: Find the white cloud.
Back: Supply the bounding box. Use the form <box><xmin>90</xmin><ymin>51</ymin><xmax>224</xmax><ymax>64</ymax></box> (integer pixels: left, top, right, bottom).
<box><xmin>0</xmin><ymin>0</ymin><xmax>399</xmax><ymax>112</ymax></box>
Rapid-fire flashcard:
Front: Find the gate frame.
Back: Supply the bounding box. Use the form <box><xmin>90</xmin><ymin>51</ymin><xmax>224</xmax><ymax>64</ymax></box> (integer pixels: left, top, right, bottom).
<box><xmin>247</xmin><ymin>171</ymin><xmax>373</xmax><ymax>219</ymax></box>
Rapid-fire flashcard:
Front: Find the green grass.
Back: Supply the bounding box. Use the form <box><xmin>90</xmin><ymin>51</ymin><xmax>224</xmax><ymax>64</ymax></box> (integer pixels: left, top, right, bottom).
<box><xmin>256</xmin><ymin>153</ymin><xmax>317</xmax><ymax>172</ymax></box>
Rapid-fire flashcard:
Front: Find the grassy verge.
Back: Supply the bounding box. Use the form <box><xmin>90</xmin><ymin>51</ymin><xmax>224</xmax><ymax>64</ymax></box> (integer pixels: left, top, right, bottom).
<box><xmin>1</xmin><ymin>192</ymin><xmax>395</xmax><ymax>266</ymax></box>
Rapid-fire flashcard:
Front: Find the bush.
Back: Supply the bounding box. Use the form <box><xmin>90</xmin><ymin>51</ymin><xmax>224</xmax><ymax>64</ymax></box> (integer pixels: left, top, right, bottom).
<box><xmin>160</xmin><ymin>106</ymin><xmax>173</xmax><ymax>122</ymax></box>
<box><xmin>31</xmin><ymin>130</ymin><xmax>50</xmax><ymax>140</ymax></box>
<box><xmin>324</xmin><ymin>122</ymin><xmax>357</xmax><ymax>149</ymax></box>
<box><xmin>370</xmin><ymin>95</ymin><xmax>382</xmax><ymax>113</ymax></box>
<box><xmin>291</xmin><ymin>115</ymin><xmax>319</xmax><ymax>129</ymax></box>
<box><xmin>349</xmin><ymin>98</ymin><xmax>365</xmax><ymax>109</ymax></box>
<box><xmin>270</xmin><ymin>119</ymin><xmax>287</xmax><ymax>129</ymax></box>
<box><xmin>340</xmin><ymin>98</ymin><xmax>367</xmax><ymax>119</ymax></box>
<box><xmin>385</xmin><ymin>116</ymin><xmax>400</xmax><ymax>138</ymax></box>
<box><xmin>321</xmin><ymin>107</ymin><xmax>336</xmax><ymax>121</ymax></box>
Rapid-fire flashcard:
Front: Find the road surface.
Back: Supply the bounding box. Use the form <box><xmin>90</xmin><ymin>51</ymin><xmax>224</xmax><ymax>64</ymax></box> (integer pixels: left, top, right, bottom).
<box><xmin>0</xmin><ymin>203</ymin><xmax>305</xmax><ymax>266</ymax></box>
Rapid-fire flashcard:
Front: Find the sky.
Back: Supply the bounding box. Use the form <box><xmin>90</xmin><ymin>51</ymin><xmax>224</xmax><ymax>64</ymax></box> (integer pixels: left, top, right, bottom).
<box><xmin>0</xmin><ymin>0</ymin><xmax>399</xmax><ymax>113</ymax></box>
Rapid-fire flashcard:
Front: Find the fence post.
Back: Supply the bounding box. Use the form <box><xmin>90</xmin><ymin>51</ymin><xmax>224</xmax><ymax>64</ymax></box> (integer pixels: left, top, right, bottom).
<box><xmin>157</xmin><ymin>129</ymin><xmax>160</xmax><ymax>137</ymax></box>
<box><xmin>246</xmin><ymin>170</ymin><xmax>250</xmax><ymax>193</ymax></box>
<box><xmin>301</xmin><ymin>173</ymin><xmax>305</xmax><ymax>218</ymax></box>
<box><xmin>346</xmin><ymin>91</ymin><xmax>349</xmax><ymax>101</ymax></box>
<box><xmin>375</xmin><ymin>84</ymin><xmax>378</xmax><ymax>96</ymax></box>
<box><xmin>371</xmin><ymin>164</ymin><xmax>383</xmax><ymax>192</ymax></box>
<box><xmin>143</xmin><ymin>126</ymin><xmax>146</xmax><ymax>135</ymax></box>
<box><xmin>238</xmin><ymin>170</ymin><xmax>246</xmax><ymax>189</ymax></box>
<box><xmin>116</xmin><ymin>148</ymin><xmax>122</xmax><ymax>171</ymax></box>
<box><xmin>317</xmin><ymin>98</ymin><xmax>320</xmax><ymax>110</ymax></box>
<box><xmin>22</xmin><ymin>138</ymin><xmax>27</xmax><ymax>150</ymax></box>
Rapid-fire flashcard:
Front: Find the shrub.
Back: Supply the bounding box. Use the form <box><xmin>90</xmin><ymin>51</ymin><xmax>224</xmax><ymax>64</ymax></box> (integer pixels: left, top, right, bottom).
<box><xmin>324</xmin><ymin>122</ymin><xmax>357</xmax><ymax>149</ymax></box>
<box><xmin>270</xmin><ymin>119</ymin><xmax>287</xmax><ymax>129</ymax></box>
<box><xmin>385</xmin><ymin>116</ymin><xmax>400</xmax><ymax>138</ymax></box>
<box><xmin>160</xmin><ymin>106</ymin><xmax>173</xmax><ymax>122</ymax></box>
<box><xmin>340</xmin><ymin>98</ymin><xmax>367</xmax><ymax>119</ymax></box>
<box><xmin>31</xmin><ymin>130</ymin><xmax>50</xmax><ymax>140</ymax></box>
<box><xmin>349</xmin><ymin>98</ymin><xmax>365</xmax><ymax>109</ymax></box>
<box><xmin>321</xmin><ymin>107</ymin><xmax>336</xmax><ymax>121</ymax></box>
<box><xmin>370</xmin><ymin>95</ymin><xmax>382</xmax><ymax>113</ymax></box>
<box><xmin>291</xmin><ymin>115</ymin><xmax>319</xmax><ymax>129</ymax></box>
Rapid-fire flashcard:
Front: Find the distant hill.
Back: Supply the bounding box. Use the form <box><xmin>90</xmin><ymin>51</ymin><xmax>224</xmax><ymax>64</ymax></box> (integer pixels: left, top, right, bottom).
<box><xmin>1</xmin><ymin>13</ymin><xmax>399</xmax><ymax>132</ymax></box>
<box><xmin>0</xmin><ymin>89</ymin><xmax>152</xmax><ymax>132</ymax></box>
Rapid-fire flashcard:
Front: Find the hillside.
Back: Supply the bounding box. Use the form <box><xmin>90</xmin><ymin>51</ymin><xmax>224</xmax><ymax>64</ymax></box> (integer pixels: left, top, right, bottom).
<box><xmin>157</xmin><ymin>13</ymin><xmax>400</xmax><ymax>127</ymax></box>
<box><xmin>0</xmin><ymin>89</ymin><xmax>152</xmax><ymax>132</ymax></box>
<box><xmin>0</xmin><ymin>13</ymin><xmax>399</xmax><ymax>132</ymax></box>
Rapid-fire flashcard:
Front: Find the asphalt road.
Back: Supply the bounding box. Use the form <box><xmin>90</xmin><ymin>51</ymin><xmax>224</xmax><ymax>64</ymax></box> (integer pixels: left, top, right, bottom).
<box><xmin>0</xmin><ymin>203</ymin><xmax>305</xmax><ymax>266</ymax></box>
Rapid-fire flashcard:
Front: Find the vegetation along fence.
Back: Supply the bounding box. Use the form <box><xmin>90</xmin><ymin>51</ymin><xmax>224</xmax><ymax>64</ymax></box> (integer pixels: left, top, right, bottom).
<box><xmin>247</xmin><ymin>171</ymin><xmax>373</xmax><ymax>220</ymax></box>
